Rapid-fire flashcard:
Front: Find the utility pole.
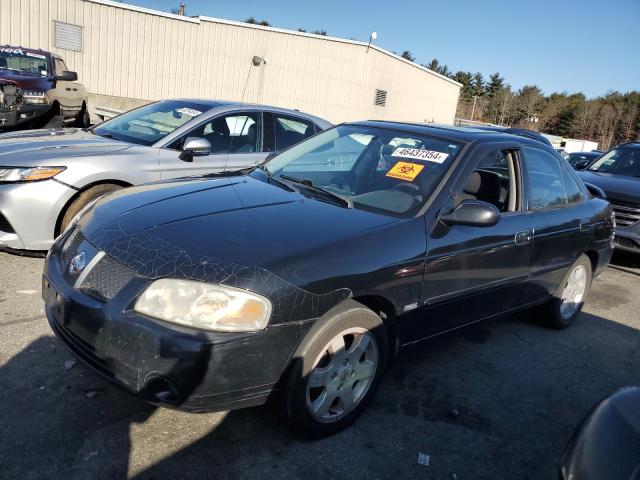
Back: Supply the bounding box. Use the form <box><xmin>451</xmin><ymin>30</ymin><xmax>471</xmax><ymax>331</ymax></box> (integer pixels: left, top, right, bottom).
<box><xmin>470</xmin><ymin>96</ymin><xmax>477</xmax><ymax>121</ymax></box>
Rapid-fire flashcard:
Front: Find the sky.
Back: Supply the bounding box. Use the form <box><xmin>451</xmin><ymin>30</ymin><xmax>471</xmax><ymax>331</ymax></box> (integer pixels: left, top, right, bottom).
<box><xmin>124</xmin><ymin>0</ymin><xmax>639</xmax><ymax>98</ymax></box>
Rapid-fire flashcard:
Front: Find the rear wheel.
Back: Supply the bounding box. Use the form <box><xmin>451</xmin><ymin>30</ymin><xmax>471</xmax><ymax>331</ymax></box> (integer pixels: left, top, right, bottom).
<box><xmin>285</xmin><ymin>300</ymin><xmax>388</xmax><ymax>437</ymax></box>
<box><xmin>59</xmin><ymin>184</ymin><xmax>122</xmax><ymax>234</ymax></box>
<box><xmin>544</xmin><ymin>254</ymin><xmax>592</xmax><ymax>329</ymax></box>
<box><xmin>75</xmin><ymin>106</ymin><xmax>90</xmax><ymax>128</ymax></box>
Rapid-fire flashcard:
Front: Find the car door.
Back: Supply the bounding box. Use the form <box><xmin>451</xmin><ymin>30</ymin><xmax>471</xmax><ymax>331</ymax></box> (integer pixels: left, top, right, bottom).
<box><xmin>519</xmin><ymin>145</ymin><xmax>594</xmax><ymax>303</ymax></box>
<box><xmin>157</xmin><ymin>111</ymin><xmax>269</xmax><ymax>179</ymax></box>
<box><xmin>408</xmin><ymin>143</ymin><xmax>534</xmax><ymax>340</ymax></box>
<box><xmin>52</xmin><ymin>57</ymin><xmax>80</xmax><ymax>116</ymax></box>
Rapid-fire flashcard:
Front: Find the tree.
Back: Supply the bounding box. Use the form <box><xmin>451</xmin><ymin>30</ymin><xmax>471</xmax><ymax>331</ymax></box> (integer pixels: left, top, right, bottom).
<box><xmin>401</xmin><ymin>50</ymin><xmax>415</xmax><ymax>62</ymax></box>
<box><xmin>245</xmin><ymin>17</ymin><xmax>270</xmax><ymax>26</ymax></box>
<box><xmin>312</xmin><ymin>29</ymin><xmax>328</xmax><ymax>36</ymax></box>
<box><xmin>513</xmin><ymin>85</ymin><xmax>544</xmax><ymax>130</ymax></box>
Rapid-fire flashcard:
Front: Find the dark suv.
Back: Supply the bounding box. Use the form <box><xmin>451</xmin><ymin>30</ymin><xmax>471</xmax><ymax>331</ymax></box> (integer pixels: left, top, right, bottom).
<box><xmin>0</xmin><ymin>46</ymin><xmax>89</xmax><ymax>129</ymax></box>
<box><xmin>578</xmin><ymin>142</ymin><xmax>640</xmax><ymax>254</ymax></box>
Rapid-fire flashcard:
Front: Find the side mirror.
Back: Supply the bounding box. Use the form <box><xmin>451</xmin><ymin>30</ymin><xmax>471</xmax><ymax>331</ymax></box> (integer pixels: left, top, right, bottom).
<box><xmin>183</xmin><ymin>137</ymin><xmax>211</xmax><ymax>156</ymax></box>
<box><xmin>574</xmin><ymin>159</ymin><xmax>590</xmax><ymax>170</ymax></box>
<box><xmin>57</xmin><ymin>71</ymin><xmax>78</xmax><ymax>81</ymax></box>
<box><xmin>584</xmin><ymin>182</ymin><xmax>606</xmax><ymax>199</ymax></box>
<box><xmin>440</xmin><ymin>200</ymin><xmax>501</xmax><ymax>227</ymax></box>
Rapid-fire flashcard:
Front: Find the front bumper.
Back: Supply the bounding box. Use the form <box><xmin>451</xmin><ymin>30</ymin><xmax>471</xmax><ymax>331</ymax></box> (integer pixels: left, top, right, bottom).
<box><xmin>614</xmin><ymin>224</ymin><xmax>640</xmax><ymax>254</ymax></box>
<box><xmin>43</xmin><ymin>230</ymin><xmax>312</xmax><ymax>412</ymax></box>
<box><xmin>0</xmin><ymin>179</ymin><xmax>75</xmax><ymax>250</ymax></box>
<box><xmin>0</xmin><ymin>103</ymin><xmax>51</xmax><ymax>128</ymax></box>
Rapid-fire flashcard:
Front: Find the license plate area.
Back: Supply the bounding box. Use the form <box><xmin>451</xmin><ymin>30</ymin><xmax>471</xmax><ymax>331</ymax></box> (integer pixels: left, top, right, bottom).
<box><xmin>43</xmin><ymin>277</ymin><xmax>67</xmax><ymax>325</ymax></box>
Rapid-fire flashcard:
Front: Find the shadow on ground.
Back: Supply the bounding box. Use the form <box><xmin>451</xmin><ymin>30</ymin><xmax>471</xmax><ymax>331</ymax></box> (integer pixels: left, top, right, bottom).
<box><xmin>2</xmin><ymin>297</ymin><xmax>639</xmax><ymax>480</ymax></box>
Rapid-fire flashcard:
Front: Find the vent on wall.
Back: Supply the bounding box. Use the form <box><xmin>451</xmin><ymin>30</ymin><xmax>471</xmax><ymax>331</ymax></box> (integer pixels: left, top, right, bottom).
<box><xmin>374</xmin><ymin>89</ymin><xmax>387</xmax><ymax>107</ymax></box>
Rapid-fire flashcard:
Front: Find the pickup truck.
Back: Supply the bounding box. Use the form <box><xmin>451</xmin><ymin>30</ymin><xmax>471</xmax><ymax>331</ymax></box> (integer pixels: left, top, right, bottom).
<box><xmin>0</xmin><ymin>46</ymin><xmax>89</xmax><ymax>129</ymax></box>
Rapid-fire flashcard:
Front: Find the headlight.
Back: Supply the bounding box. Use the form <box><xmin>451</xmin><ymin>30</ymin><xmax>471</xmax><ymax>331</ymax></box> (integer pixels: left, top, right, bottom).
<box><xmin>134</xmin><ymin>279</ymin><xmax>272</xmax><ymax>332</ymax></box>
<box><xmin>0</xmin><ymin>166</ymin><xmax>66</xmax><ymax>182</ymax></box>
<box><xmin>22</xmin><ymin>90</ymin><xmax>50</xmax><ymax>105</ymax></box>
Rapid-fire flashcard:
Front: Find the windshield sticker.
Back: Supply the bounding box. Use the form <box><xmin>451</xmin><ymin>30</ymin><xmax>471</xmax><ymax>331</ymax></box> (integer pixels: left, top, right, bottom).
<box><xmin>0</xmin><ymin>47</ymin><xmax>24</xmax><ymax>55</ymax></box>
<box><xmin>176</xmin><ymin>108</ymin><xmax>202</xmax><ymax>117</ymax></box>
<box><xmin>386</xmin><ymin>161</ymin><xmax>425</xmax><ymax>181</ymax></box>
<box><xmin>391</xmin><ymin>147</ymin><xmax>449</xmax><ymax>164</ymax></box>
<box><xmin>26</xmin><ymin>52</ymin><xmax>46</xmax><ymax>60</ymax></box>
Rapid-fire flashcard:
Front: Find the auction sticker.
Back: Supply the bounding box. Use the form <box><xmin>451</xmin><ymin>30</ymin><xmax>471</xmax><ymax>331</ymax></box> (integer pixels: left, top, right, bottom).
<box><xmin>176</xmin><ymin>108</ymin><xmax>202</xmax><ymax>117</ymax></box>
<box><xmin>391</xmin><ymin>147</ymin><xmax>449</xmax><ymax>164</ymax></box>
<box><xmin>386</xmin><ymin>161</ymin><xmax>425</xmax><ymax>181</ymax></box>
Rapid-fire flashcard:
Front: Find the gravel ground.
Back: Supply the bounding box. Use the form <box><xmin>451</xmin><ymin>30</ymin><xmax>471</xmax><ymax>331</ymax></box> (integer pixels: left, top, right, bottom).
<box><xmin>1</xmin><ymin>250</ymin><xmax>639</xmax><ymax>480</ymax></box>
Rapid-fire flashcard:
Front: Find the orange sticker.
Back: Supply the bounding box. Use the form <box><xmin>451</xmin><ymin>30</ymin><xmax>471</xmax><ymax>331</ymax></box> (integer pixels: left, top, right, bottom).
<box><xmin>386</xmin><ymin>161</ymin><xmax>425</xmax><ymax>181</ymax></box>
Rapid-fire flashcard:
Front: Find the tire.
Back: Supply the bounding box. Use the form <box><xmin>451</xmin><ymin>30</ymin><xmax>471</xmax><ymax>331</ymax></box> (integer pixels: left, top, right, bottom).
<box><xmin>543</xmin><ymin>254</ymin><xmax>593</xmax><ymax>329</ymax></box>
<box><xmin>75</xmin><ymin>107</ymin><xmax>90</xmax><ymax>128</ymax></box>
<box><xmin>285</xmin><ymin>300</ymin><xmax>389</xmax><ymax>437</ymax></box>
<box><xmin>59</xmin><ymin>184</ymin><xmax>122</xmax><ymax>233</ymax></box>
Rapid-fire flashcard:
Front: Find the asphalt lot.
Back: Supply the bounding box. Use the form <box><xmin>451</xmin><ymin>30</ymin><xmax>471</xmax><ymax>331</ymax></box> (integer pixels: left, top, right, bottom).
<box><xmin>1</xmin><ymin>251</ymin><xmax>639</xmax><ymax>480</ymax></box>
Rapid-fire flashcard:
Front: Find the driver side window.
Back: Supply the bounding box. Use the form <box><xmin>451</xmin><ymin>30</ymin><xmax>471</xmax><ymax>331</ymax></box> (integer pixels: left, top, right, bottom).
<box><xmin>171</xmin><ymin>112</ymin><xmax>262</xmax><ymax>154</ymax></box>
<box><xmin>459</xmin><ymin>149</ymin><xmax>518</xmax><ymax>213</ymax></box>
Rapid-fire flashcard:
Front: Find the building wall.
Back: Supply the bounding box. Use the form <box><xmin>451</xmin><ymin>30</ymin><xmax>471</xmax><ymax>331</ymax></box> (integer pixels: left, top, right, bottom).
<box><xmin>0</xmin><ymin>0</ymin><xmax>461</xmax><ymax>124</ymax></box>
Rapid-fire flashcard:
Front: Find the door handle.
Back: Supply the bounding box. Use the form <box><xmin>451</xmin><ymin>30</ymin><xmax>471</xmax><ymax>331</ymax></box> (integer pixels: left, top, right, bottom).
<box><xmin>515</xmin><ymin>230</ymin><xmax>532</xmax><ymax>245</ymax></box>
<box><xmin>580</xmin><ymin>219</ymin><xmax>592</xmax><ymax>231</ymax></box>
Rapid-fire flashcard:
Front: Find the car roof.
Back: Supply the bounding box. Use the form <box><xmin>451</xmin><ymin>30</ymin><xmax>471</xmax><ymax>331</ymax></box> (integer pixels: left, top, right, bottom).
<box><xmin>350</xmin><ymin>120</ymin><xmax>547</xmax><ymax>146</ymax></box>
<box><xmin>163</xmin><ymin>99</ymin><xmax>332</xmax><ymax>127</ymax></box>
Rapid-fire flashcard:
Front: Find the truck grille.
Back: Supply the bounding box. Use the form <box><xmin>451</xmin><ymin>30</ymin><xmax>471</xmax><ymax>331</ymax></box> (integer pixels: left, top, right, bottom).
<box><xmin>610</xmin><ymin>200</ymin><xmax>640</xmax><ymax>227</ymax></box>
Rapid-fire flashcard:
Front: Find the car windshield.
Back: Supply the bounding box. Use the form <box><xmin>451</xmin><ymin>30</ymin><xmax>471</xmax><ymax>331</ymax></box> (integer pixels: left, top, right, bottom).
<box><xmin>0</xmin><ymin>48</ymin><xmax>49</xmax><ymax>76</ymax></box>
<box><xmin>265</xmin><ymin>125</ymin><xmax>464</xmax><ymax>217</ymax></box>
<box><xmin>587</xmin><ymin>147</ymin><xmax>640</xmax><ymax>177</ymax></box>
<box><xmin>92</xmin><ymin>100</ymin><xmax>211</xmax><ymax>146</ymax></box>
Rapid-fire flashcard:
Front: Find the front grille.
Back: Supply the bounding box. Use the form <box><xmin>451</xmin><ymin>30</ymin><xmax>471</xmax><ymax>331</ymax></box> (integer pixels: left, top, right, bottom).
<box><xmin>79</xmin><ymin>253</ymin><xmax>136</xmax><ymax>301</ymax></box>
<box><xmin>615</xmin><ymin>237</ymin><xmax>639</xmax><ymax>250</ymax></box>
<box><xmin>610</xmin><ymin>200</ymin><xmax>640</xmax><ymax>227</ymax></box>
<box><xmin>61</xmin><ymin>228</ymin><xmax>85</xmax><ymax>266</ymax></box>
<box><xmin>0</xmin><ymin>213</ymin><xmax>14</xmax><ymax>233</ymax></box>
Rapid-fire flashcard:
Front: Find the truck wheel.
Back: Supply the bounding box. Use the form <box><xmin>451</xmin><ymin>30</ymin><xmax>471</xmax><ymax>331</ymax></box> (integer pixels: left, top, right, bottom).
<box><xmin>285</xmin><ymin>300</ymin><xmax>389</xmax><ymax>437</ymax></box>
<box><xmin>76</xmin><ymin>108</ymin><xmax>90</xmax><ymax>128</ymax></box>
<box><xmin>543</xmin><ymin>254</ymin><xmax>593</xmax><ymax>329</ymax></box>
<box><xmin>59</xmin><ymin>184</ymin><xmax>122</xmax><ymax>233</ymax></box>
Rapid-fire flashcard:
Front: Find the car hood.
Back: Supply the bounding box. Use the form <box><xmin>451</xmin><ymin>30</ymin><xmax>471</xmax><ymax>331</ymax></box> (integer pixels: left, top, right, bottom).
<box><xmin>0</xmin><ymin>128</ymin><xmax>132</xmax><ymax>165</ymax></box>
<box><xmin>578</xmin><ymin>170</ymin><xmax>640</xmax><ymax>205</ymax></box>
<box><xmin>78</xmin><ymin>173</ymin><xmax>400</xmax><ymax>322</ymax></box>
<box><xmin>82</xmin><ymin>172</ymin><xmax>398</xmax><ymax>273</ymax></box>
<box><xmin>0</xmin><ymin>70</ymin><xmax>53</xmax><ymax>90</ymax></box>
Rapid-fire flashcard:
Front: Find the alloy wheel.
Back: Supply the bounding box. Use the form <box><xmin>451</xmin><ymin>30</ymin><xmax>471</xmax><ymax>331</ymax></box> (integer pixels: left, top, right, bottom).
<box><xmin>560</xmin><ymin>265</ymin><xmax>587</xmax><ymax>319</ymax></box>
<box><xmin>305</xmin><ymin>327</ymin><xmax>379</xmax><ymax>423</ymax></box>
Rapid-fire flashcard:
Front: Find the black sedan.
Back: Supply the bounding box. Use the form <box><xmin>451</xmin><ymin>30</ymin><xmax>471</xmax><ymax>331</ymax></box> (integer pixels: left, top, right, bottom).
<box><xmin>43</xmin><ymin>121</ymin><xmax>614</xmax><ymax>437</ymax></box>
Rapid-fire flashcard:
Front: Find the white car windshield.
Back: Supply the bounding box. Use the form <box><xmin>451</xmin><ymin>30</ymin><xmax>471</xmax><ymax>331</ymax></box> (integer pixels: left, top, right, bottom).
<box><xmin>265</xmin><ymin>125</ymin><xmax>464</xmax><ymax>217</ymax></box>
<box><xmin>92</xmin><ymin>100</ymin><xmax>211</xmax><ymax>146</ymax></box>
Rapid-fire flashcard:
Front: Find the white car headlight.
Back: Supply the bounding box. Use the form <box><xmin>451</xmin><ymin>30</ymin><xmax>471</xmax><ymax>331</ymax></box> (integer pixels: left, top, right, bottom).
<box><xmin>134</xmin><ymin>279</ymin><xmax>272</xmax><ymax>332</ymax></box>
<box><xmin>0</xmin><ymin>166</ymin><xmax>65</xmax><ymax>182</ymax></box>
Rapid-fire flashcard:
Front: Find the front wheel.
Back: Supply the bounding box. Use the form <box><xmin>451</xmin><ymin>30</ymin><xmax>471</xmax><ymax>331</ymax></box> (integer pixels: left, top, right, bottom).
<box><xmin>285</xmin><ymin>300</ymin><xmax>388</xmax><ymax>437</ymax></box>
<box><xmin>544</xmin><ymin>254</ymin><xmax>593</xmax><ymax>329</ymax></box>
<box><xmin>59</xmin><ymin>184</ymin><xmax>122</xmax><ymax>234</ymax></box>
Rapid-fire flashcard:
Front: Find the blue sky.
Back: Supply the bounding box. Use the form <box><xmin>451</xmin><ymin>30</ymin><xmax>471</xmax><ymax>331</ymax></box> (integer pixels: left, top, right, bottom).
<box><xmin>124</xmin><ymin>0</ymin><xmax>639</xmax><ymax>98</ymax></box>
